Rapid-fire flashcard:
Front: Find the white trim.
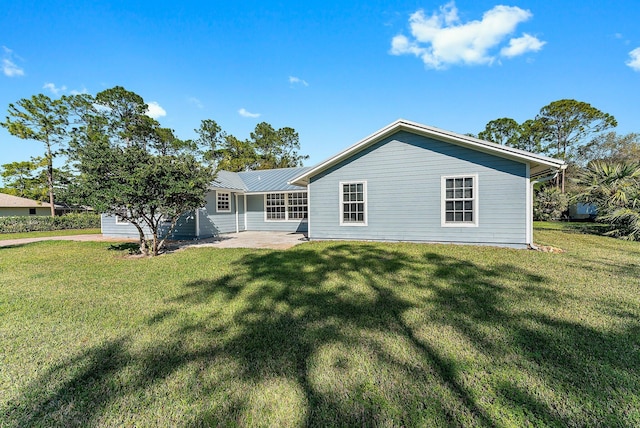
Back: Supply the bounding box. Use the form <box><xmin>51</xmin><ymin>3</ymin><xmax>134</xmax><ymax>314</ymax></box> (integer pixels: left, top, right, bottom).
<box><xmin>215</xmin><ymin>190</ymin><xmax>232</xmax><ymax>213</ymax></box>
<box><xmin>243</xmin><ymin>194</ymin><xmax>247</xmax><ymax>231</ymax></box>
<box><xmin>209</xmin><ymin>187</ymin><xmax>245</xmax><ymax>193</ymax></box>
<box><xmin>339</xmin><ymin>180</ymin><xmax>368</xmax><ymax>226</ymax></box>
<box><xmin>235</xmin><ymin>194</ymin><xmax>239</xmax><ymax>233</ymax></box>
<box><xmin>441</xmin><ymin>174</ymin><xmax>478</xmax><ymax>228</ymax></box>
<box><xmin>290</xmin><ymin>119</ymin><xmax>565</xmax><ymax>186</ymax></box>
<box><xmin>244</xmin><ymin>189</ymin><xmax>307</xmax><ymax>195</ymax></box>
<box><xmin>307</xmin><ymin>184</ymin><xmax>311</xmax><ymax>238</ymax></box>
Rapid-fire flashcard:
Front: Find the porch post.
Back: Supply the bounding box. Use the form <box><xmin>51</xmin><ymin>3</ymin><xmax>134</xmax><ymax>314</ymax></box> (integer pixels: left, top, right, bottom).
<box><xmin>244</xmin><ymin>194</ymin><xmax>248</xmax><ymax>231</ymax></box>
<box><xmin>235</xmin><ymin>194</ymin><xmax>239</xmax><ymax>233</ymax></box>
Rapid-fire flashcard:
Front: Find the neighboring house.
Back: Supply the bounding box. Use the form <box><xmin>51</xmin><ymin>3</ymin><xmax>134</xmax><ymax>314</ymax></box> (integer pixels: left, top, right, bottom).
<box><xmin>568</xmin><ymin>202</ymin><xmax>597</xmax><ymax>221</ymax></box>
<box><xmin>0</xmin><ymin>193</ymin><xmax>52</xmax><ymax>217</ymax></box>
<box><xmin>102</xmin><ymin>119</ymin><xmax>565</xmax><ymax>248</ymax></box>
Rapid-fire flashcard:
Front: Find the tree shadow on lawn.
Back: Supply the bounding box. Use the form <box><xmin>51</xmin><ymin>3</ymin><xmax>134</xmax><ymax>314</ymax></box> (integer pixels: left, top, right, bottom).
<box><xmin>4</xmin><ymin>243</ymin><xmax>639</xmax><ymax>426</ymax></box>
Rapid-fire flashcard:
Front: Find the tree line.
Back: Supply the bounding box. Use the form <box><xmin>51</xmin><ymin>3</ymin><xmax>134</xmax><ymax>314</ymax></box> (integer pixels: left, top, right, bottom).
<box><xmin>476</xmin><ymin>99</ymin><xmax>640</xmax><ymax>240</ymax></box>
<box><xmin>1</xmin><ymin>86</ymin><xmax>308</xmax><ymax>255</ymax></box>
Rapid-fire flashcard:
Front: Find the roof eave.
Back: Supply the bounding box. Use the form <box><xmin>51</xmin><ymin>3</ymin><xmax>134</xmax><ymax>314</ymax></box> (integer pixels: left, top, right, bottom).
<box><xmin>289</xmin><ymin>119</ymin><xmax>565</xmax><ymax>185</ymax></box>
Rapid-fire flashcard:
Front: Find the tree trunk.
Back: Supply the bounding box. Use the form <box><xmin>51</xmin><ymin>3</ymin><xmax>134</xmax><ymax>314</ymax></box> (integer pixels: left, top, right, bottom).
<box><xmin>46</xmin><ymin>143</ymin><xmax>55</xmax><ymax>217</ymax></box>
<box><xmin>133</xmin><ymin>222</ymin><xmax>148</xmax><ymax>255</ymax></box>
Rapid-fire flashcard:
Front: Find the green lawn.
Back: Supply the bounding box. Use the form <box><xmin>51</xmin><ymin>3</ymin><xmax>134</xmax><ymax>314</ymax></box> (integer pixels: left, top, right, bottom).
<box><xmin>0</xmin><ymin>228</ymin><xmax>101</xmax><ymax>240</ymax></box>
<box><xmin>1</xmin><ymin>228</ymin><xmax>639</xmax><ymax>426</ymax></box>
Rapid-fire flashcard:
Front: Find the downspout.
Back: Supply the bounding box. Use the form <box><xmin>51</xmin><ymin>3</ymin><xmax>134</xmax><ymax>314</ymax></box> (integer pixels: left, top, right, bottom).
<box><xmin>306</xmin><ymin>184</ymin><xmax>311</xmax><ymax>240</ymax></box>
<box><xmin>529</xmin><ymin>167</ymin><xmax>563</xmax><ymax>249</ymax></box>
<box><xmin>195</xmin><ymin>208</ymin><xmax>200</xmax><ymax>238</ymax></box>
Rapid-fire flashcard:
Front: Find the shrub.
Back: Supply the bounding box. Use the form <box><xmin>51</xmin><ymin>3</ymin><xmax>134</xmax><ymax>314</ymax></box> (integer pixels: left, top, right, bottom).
<box><xmin>534</xmin><ymin>186</ymin><xmax>569</xmax><ymax>221</ymax></box>
<box><xmin>0</xmin><ymin>213</ymin><xmax>100</xmax><ymax>234</ymax></box>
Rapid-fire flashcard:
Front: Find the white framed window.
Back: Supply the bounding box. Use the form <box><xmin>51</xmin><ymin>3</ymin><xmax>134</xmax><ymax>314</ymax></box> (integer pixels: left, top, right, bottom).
<box><xmin>216</xmin><ymin>191</ymin><xmax>231</xmax><ymax>213</ymax></box>
<box><xmin>115</xmin><ymin>208</ymin><xmax>129</xmax><ymax>225</ymax></box>
<box><xmin>287</xmin><ymin>192</ymin><xmax>308</xmax><ymax>220</ymax></box>
<box><xmin>340</xmin><ymin>181</ymin><xmax>367</xmax><ymax>226</ymax></box>
<box><xmin>265</xmin><ymin>192</ymin><xmax>307</xmax><ymax>221</ymax></box>
<box><xmin>441</xmin><ymin>175</ymin><xmax>478</xmax><ymax>227</ymax></box>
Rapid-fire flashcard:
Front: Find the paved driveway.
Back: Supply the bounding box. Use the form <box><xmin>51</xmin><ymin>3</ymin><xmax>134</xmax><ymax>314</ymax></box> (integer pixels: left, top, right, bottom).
<box><xmin>0</xmin><ymin>234</ymin><xmax>133</xmax><ymax>248</ymax></box>
<box><xmin>0</xmin><ymin>232</ymin><xmax>307</xmax><ymax>250</ymax></box>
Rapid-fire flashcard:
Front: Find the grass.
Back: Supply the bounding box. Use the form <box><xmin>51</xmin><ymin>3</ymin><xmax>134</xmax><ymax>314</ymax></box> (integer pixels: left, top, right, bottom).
<box><xmin>1</xmin><ymin>228</ymin><xmax>639</xmax><ymax>426</ymax></box>
<box><xmin>533</xmin><ymin>220</ymin><xmax>610</xmax><ymax>234</ymax></box>
<box><xmin>0</xmin><ymin>228</ymin><xmax>101</xmax><ymax>240</ymax></box>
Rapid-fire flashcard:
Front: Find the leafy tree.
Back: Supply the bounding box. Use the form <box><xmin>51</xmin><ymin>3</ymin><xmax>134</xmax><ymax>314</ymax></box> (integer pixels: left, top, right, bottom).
<box><xmin>0</xmin><ymin>157</ymin><xmax>76</xmax><ymax>203</ymax></box>
<box><xmin>1</xmin><ymin>94</ymin><xmax>70</xmax><ymax>216</ymax></box>
<box><xmin>69</xmin><ymin>87</ymin><xmax>214</xmax><ymax>256</ymax></box>
<box><xmin>197</xmin><ymin>121</ymin><xmax>308</xmax><ymax>172</ymax></box>
<box><xmin>575</xmin><ymin>161</ymin><xmax>640</xmax><ymax>240</ymax></box>
<box><xmin>214</xmin><ymin>134</ymin><xmax>258</xmax><ymax>172</ymax></box>
<box><xmin>536</xmin><ymin>99</ymin><xmax>617</xmax><ymax>191</ymax></box>
<box><xmin>0</xmin><ymin>159</ymin><xmax>45</xmax><ymax>199</ymax></box>
<box><xmin>575</xmin><ymin>132</ymin><xmax>640</xmax><ymax>166</ymax></box>
<box><xmin>517</xmin><ymin>119</ymin><xmax>545</xmax><ymax>153</ymax></box>
<box><xmin>478</xmin><ymin>118</ymin><xmax>520</xmax><ymax>147</ymax></box>
<box><xmin>533</xmin><ymin>186</ymin><xmax>569</xmax><ymax>221</ymax></box>
<box><xmin>250</xmin><ymin>122</ymin><xmax>308</xmax><ymax>169</ymax></box>
<box><xmin>194</xmin><ymin>119</ymin><xmax>225</xmax><ymax>164</ymax></box>
<box><xmin>478</xmin><ymin>118</ymin><xmax>546</xmax><ymax>153</ymax></box>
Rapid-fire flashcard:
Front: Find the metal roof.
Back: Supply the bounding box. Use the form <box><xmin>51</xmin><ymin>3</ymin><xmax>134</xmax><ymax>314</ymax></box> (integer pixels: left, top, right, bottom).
<box><xmin>210</xmin><ymin>170</ymin><xmax>248</xmax><ymax>191</ymax></box>
<box><xmin>0</xmin><ymin>193</ymin><xmax>52</xmax><ymax>208</ymax></box>
<box><xmin>210</xmin><ymin>167</ymin><xmax>311</xmax><ymax>193</ymax></box>
<box><xmin>238</xmin><ymin>167</ymin><xmax>311</xmax><ymax>192</ymax></box>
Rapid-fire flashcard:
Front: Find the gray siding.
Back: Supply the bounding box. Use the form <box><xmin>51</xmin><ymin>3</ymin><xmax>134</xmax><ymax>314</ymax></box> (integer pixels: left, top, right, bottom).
<box><xmin>308</xmin><ymin>131</ymin><xmax>528</xmax><ymax>247</ymax></box>
<box><xmin>201</xmin><ymin>191</ymin><xmax>239</xmax><ymax>234</ymax></box>
<box><xmin>160</xmin><ymin>214</ymin><xmax>196</xmax><ymax>240</ymax></box>
<box><xmin>245</xmin><ymin>194</ymin><xmax>308</xmax><ymax>232</ymax></box>
<box><xmin>101</xmin><ymin>214</ymin><xmax>151</xmax><ymax>239</ymax></box>
<box><xmin>102</xmin><ymin>212</ymin><xmax>197</xmax><ymax>239</ymax></box>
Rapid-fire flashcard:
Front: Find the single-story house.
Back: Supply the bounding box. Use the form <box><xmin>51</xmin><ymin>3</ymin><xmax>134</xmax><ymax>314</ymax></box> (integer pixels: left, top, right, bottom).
<box><xmin>102</xmin><ymin>119</ymin><xmax>566</xmax><ymax>248</ymax></box>
<box><xmin>0</xmin><ymin>193</ymin><xmax>53</xmax><ymax>217</ymax></box>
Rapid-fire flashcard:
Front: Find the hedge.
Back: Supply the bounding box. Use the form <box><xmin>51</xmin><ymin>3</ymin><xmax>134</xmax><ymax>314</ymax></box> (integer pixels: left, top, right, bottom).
<box><xmin>0</xmin><ymin>213</ymin><xmax>101</xmax><ymax>234</ymax></box>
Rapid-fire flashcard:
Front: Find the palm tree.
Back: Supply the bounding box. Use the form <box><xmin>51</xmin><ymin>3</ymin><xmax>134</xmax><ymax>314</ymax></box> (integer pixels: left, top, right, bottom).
<box><xmin>575</xmin><ymin>161</ymin><xmax>640</xmax><ymax>240</ymax></box>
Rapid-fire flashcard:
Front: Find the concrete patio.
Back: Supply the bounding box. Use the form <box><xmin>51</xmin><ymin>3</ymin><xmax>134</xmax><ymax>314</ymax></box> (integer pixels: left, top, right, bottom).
<box><xmin>174</xmin><ymin>231</ymin><xmax>308</xmax><ymax>250</ymax></box>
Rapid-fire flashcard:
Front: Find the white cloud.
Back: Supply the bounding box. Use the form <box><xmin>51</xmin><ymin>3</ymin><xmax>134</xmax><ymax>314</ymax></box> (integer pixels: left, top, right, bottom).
<box><xmin>43</xmin><ymin>82</ymin><xmax>67</xmax><ymax>95</ymax></box>
<box><xmin>70</xmin><ymin>87</ymin><xmax>88</xmax><ymax>95</ymax></box>
<box><xmin>500</xmin><ymin>33</ymin><xmax>545</xmax><ymax>57</ymax></box>
<box><xmin>390</xmin><ymin>2</ymin><xmax>544</xmax><ymax>69</ymax></box>
<box><xmin>146</xmin><ymin>101</ymin><xmax>167</xmax><ymax>119</ymax></box>
<box><xmin>238</xmin><ymin>108</ymin><xmax>261</xmax><ymax>118</ymax></box>
<box><xmin>188</xmin><ymin>97</ymin><xmax>204</xmax><ymax>108</ymax></box>
<box><xmin>626</xmin><ymin>47</ymin><xmax>640</xmax><ymax>71</ymax></box>
<box><xmin>289</xmin><ymin>76</ymin><xmax>309</xmax><ymax>87</ymax></box>
<box><xmin>2</xmin><ymin>46</ymin><xmax>24</xmax><ymax>77</ymax></box>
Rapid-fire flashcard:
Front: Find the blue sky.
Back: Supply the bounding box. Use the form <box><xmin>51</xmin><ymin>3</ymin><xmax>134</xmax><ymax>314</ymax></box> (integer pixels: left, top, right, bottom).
<box><xmin>1</xmin><ymin>0</ymin><xmax>639</xmax><ymax>181</ymax></box>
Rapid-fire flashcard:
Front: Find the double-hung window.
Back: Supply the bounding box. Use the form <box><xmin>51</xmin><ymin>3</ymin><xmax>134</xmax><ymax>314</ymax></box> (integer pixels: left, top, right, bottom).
<box><xmin>265</xmin><ymin>192</ymin><xmax>307</xmax><ymax>221</ymax></box>
<box><xmin>442</xmin><ymin>175</ymin><xmax>477</xmax><ymax>226</ymax></box>
<box><xmin>216</xmin><ymin>191</ymin><xmax>231</xmax><ymax>213</ymax></box>
<box><xmin>115</xmin><ymin>207</ymin><xmax>129</xmax><ymax>225</ymax></box>
<box><xmin>287</xmin><ymin>192</ymin><xmax>308</xmax><ymax>220</ymax></box>
<box><xmin>340</xmin><ymin>181</ymin><xmax>367</xmax><ymax>225</ymax></box>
